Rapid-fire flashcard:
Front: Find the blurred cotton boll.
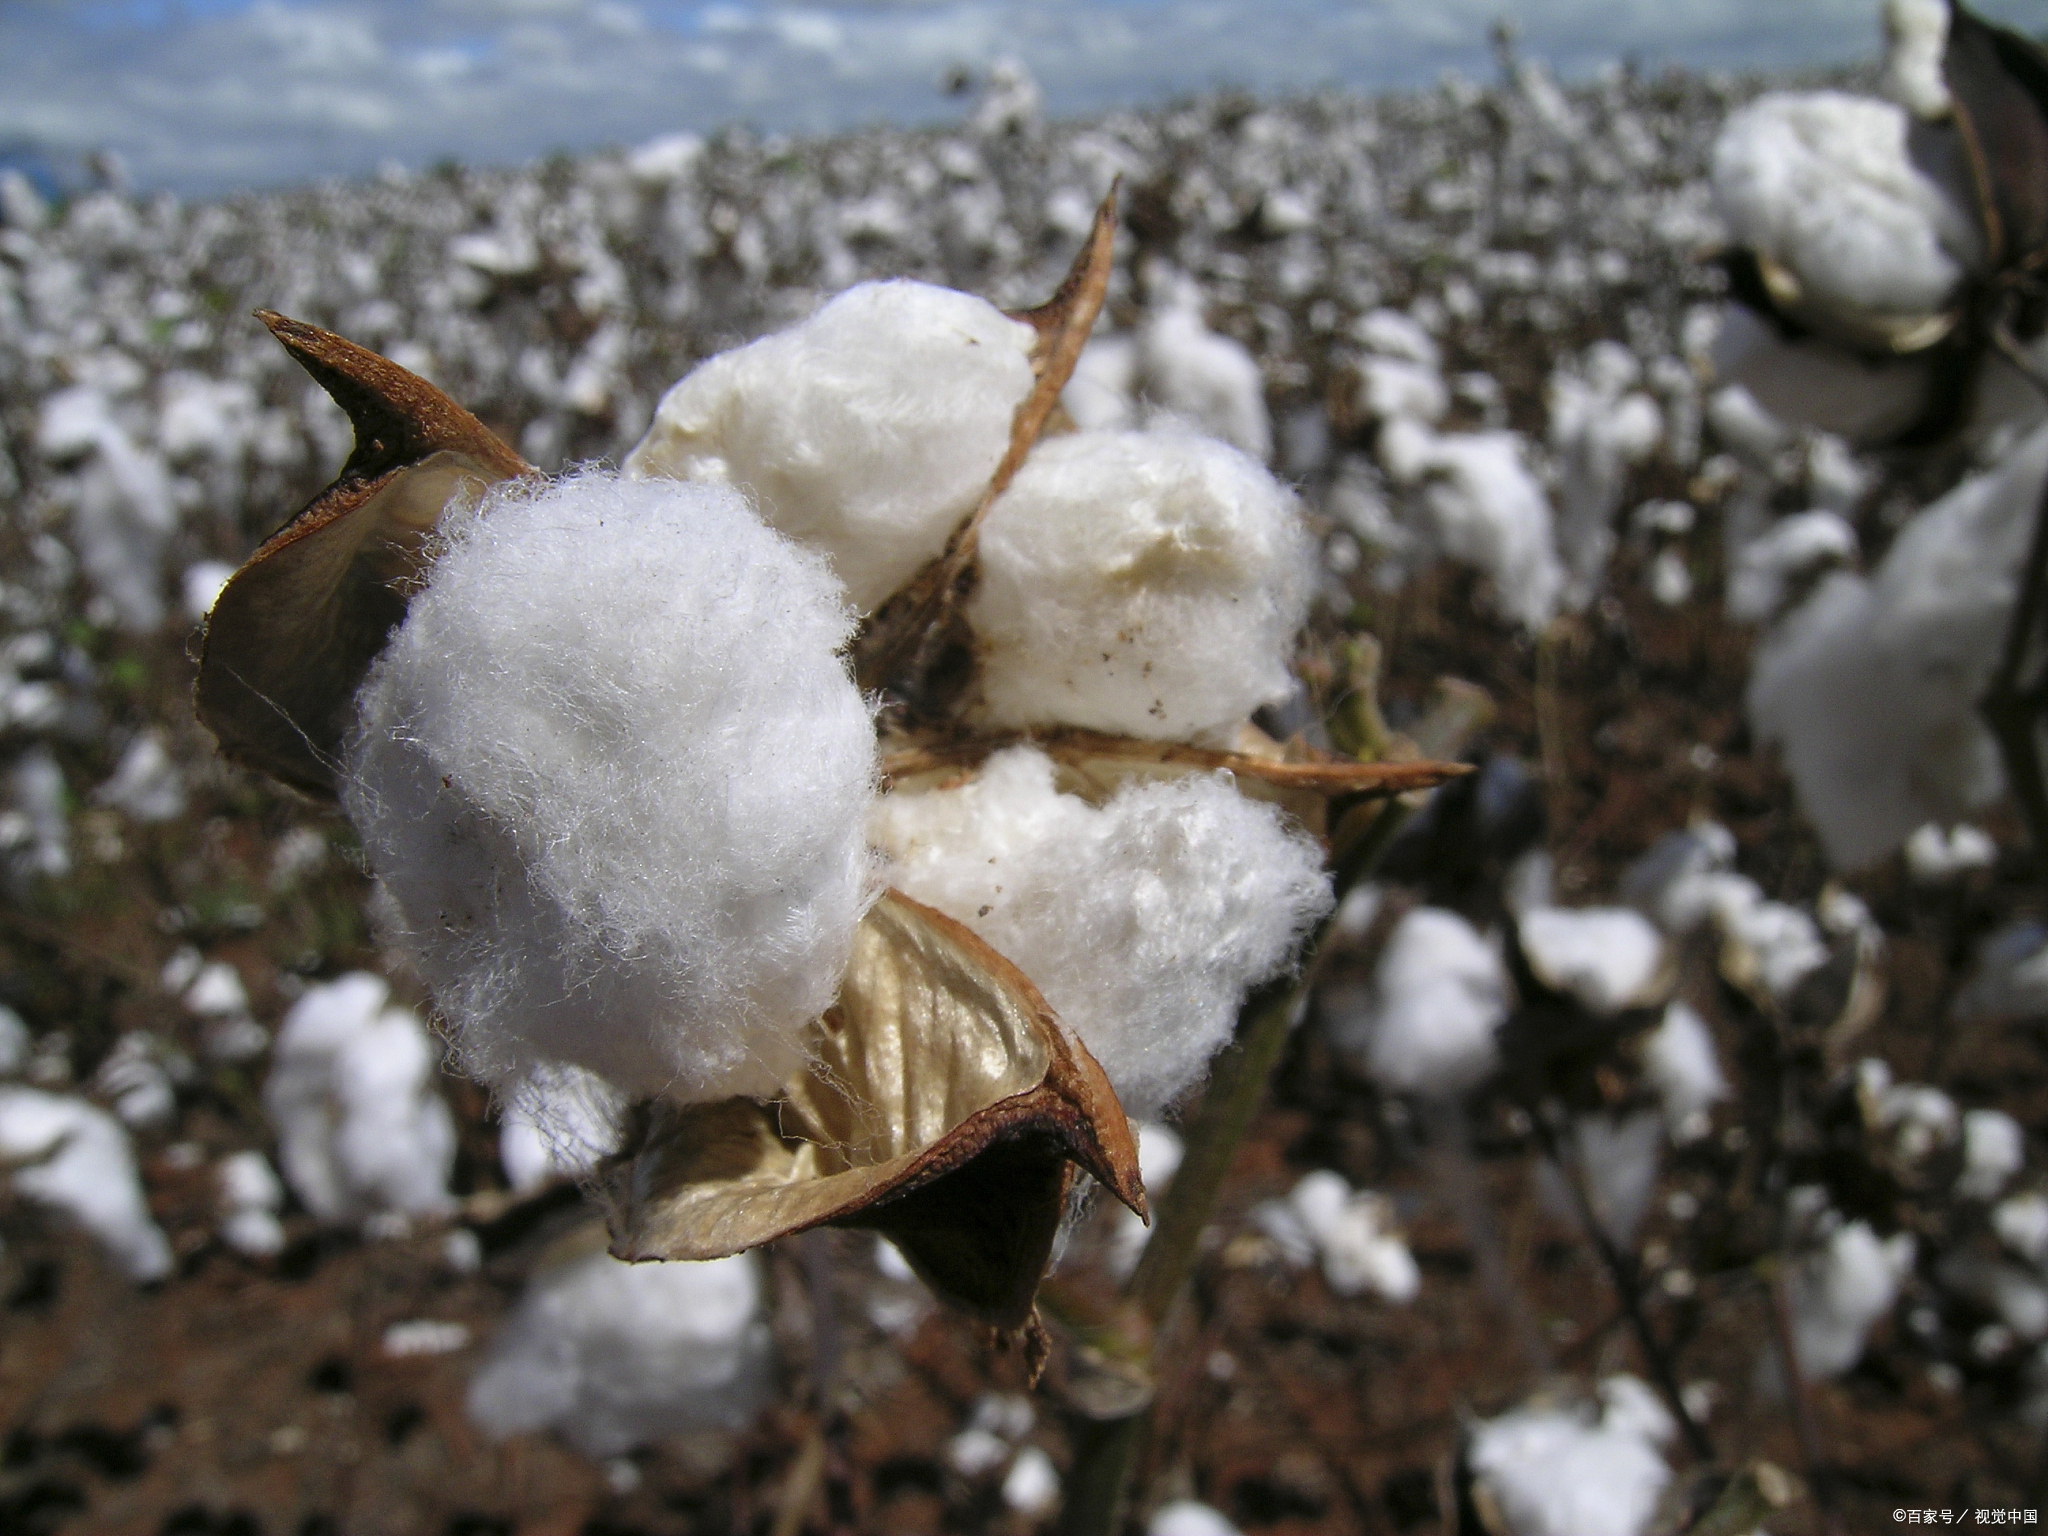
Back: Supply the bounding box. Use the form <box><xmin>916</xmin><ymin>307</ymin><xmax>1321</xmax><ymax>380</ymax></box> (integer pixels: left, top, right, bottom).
<box><xmin>625</xmin><ymin>280</ymin><xmax>1037</xmax><ymax>611</ymax></box>
<box><xmin>870</xmin><ymin>746</ymin><xmax>1330</xmax><ymax>1118</ymax></box>
<box><xmin>970</xmin><ymin>429</ymin><xmax>1316</xmax><ymax>741</ymax></box>
<box><xmin>0</xmin><ymin>1087</ymin><xmax>172</xmax><ymax>1281</ymax></box>
<box><xmin>344</xmin><ymin>472</ymin><xmax>877</xmax><ymax>1106</ymax></box>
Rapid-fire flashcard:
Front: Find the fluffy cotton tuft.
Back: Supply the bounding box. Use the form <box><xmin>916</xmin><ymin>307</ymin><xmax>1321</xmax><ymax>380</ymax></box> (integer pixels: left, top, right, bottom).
<box><xmin>969</xmin><ymin>430</ymin><xmax>1316</xmax><ymax>740</ymax></box>
<box><xmin>870</xmin><ymin>746</ymin><xmax>1330</xmax><ymax>1117</ymax></box>
<box><xmin>1749</xmin><ymin>424</ymin><xmax>2048</xmax><ymax>868</ymax></box>
<box><xmin>1333</xmin><ymin>907</ymin><xmax>1508</xmax><ymax>1096</ymax></box>
<box><xmin>261</xmin><ymin>973</ymin><xmax>456</xmax><ymax>1231</ymax></box>
<box><xmin>466</xmin><ymin>1247</ymin><xmax>771</xmax><ymax>1457</ymax></box>
<box><xmin>1256</xmin><ymin>1169</ymin><xmax>1421</xmax><ymax>1302</ymax></box>
<box><xmin>624</xmin><ymin>280</ymin><xmax>1037</xmax><ymax>611</ymax></box>
<box><xmin>1136</xmin><ymin>274</ymin><xmax>1273</xmax><ymax>460</ymax></box>
<box><xmin>1884</xmin><ymin>0</ymin><xmax>1952</xmax><ymax>119</ymax></box>
<box><xmin>1787</xmin><ymin>1218</ymin><xmax>1915</xmax><ymax>1381</ymax></box>
<box><xmin>0</xmin><ymin>1087</ymin><xmax>172</xmax><ymax>1281</ymax></box>
<box><xmin>1713</xmin><ymin>91</ymin><xmax>1980</xmax><ymax>326</ymax></box>
<box><xmin>1959</xmin><ymin>1108</ymin><xmax>2026</xmax><ymax>1202</ymax></box>
<box><xmin>346</xmin><ymin>472</ymin><xmax>877</xmax><ymax>1105</ymax></box>
<box><xmin>217</xmin><ymin>1149</ymin><xmax>286</xmax><ymax>1258</ymax></box>
<box><xmin>1517</xmin><ymin>906</ymin><xmax>1666</xmax><ymax>1015</ymax></box>
<box><xmin>1642</xmin><ymin>1001</ymin><xmax>1728</xmax><ymax>1140</ymax></box>
<box><xmin>1467</xmin><ymin>1389</ymin><xmax>1672</xmax><ymax>1536</ymax></box>
<box><xmin>499</xmin><ymin>1063</ymin><xmax>625</xmax><ymax>1193</ymax></box>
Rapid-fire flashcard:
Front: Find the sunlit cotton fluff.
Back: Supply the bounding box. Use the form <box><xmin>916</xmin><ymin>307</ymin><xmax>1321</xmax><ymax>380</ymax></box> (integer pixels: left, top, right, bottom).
<box><xmin>870</xmin><ymin>746</ymin><xmax>1331</xmax><ymax>1117</ymax></box>
<box><xmin>1713</xmin><ymin>90</ymin><xmax>1981</xmax><ymax>332</ymax></box>
<box><xmin>345</xmin><ymin>471</ymin><xmax>877</xmax><ymax>1105</ymax></box>
<box><xmin>969</xmin><ymin>430</ymin><xmax>1316</xmax><ymax>740</ymax></box>
<box><xmin>624</xmin><ymin>280</ymin><xmax>1037</xmax><ymax>611</ymax></box>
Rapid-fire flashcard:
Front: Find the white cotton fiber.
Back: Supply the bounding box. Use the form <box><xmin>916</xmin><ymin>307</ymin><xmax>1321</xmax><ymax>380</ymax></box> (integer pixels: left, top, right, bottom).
<box><xmin>1749</xmin><ymin>423</ymin><xmax>2048</xmax><ymax>868</ymax></box>
<box><xmin>1727</xmin><ymin>511</ymin><xmax>1858</xmax><ymax>625</ymax></box>
<box><xmin>1269</xmin><ymin>1169</ymin><xmax>1421</xmax><ymax>1302</ymax></box>
<box><xmin>1378</xmin><ymin>422</ymin><xmax>1565</xmax><ymax>629</ymax></box>
<box><xmin>1995</xmin><ymin>1193</ymin><xmax>2048</xmax><ymax>1266</ymax></box>
<box><xmin>0</xmin><ymin>1087</ymin><xmax>172</xmax><ymax>1281</ymax></box>
<box><xmin>466</xmin><ymin>1246</ymin><xmax>771</xmax><ymax>1457</ymax></box>
<box><xmin>969</xmin><ymin>430</ymin><xmax>1316</xmax><ymax>741</ymax></box>
<box><xmin>1064</xmin><ymin>333</ymin><xmax>1139</xmax><ymax>431</ymax></box>
<box><xmin>499</xmin><ymin>1063</ymin><xmax>624</xmax><ymax>1193</ymax></box>
<box><xmin>1518</xmin><ymin>907</ymin><xmax>1666</xmax><ymax>1015</ymax></box>
<box><xmin>1553</xmin><ymin>1112</ymin><xmax>1664</xmax><ymax>1247</ymax></box>
<box><xmin>261</xmin><ymin>972</ymin><xmax>456</xmax><ymax>1231</ymax></box>
<box><xmin>1642</xmin><ymin>1002</ymin><xmax>1727</xmax><ymax>1141</ymax></box>
<box><xmin>93</xmin><ymin>732</ymin><xmax>187</xmax><ymax>823</ymax></box>
<box><xmin>1884</xmin><ymin>0</ymin><xmax>1952</xmax><ymax>120</ymax></box>
<box><xmin>1136</xmin><ymin>274</ymin><xmax>1272</xmax><ymax>461</ymax></box>
<box><xmin>1904</xmin><ymin>823</ymin><xmax>1998</xmax><ymax>884</ymax></box>
<box><xmin>346</xmin><ymin>472</ymin><xmax>877</xmax><ymax>1105</ymax></box>
<box><xmin>1150</xmin><ymin>1502</ymin><xmax>1242</xmax><ymax>1536</ymax></box>
<box><xmin>1786</xmin><ymin>1218</ymin><xmax>1914</xmax><ymax>1380</ymax></box>
<box><xmin>870</xmin><ymin>746</ymin><xmax>1330</xmax><ymax>1117</ymax></box>
<box><xmin>1713</xmin><ymin>91</ymin><xmax>1981</xmax><ymax>328</ymax></box>
<box><xmin>217</xmin><ymin>1148</ymin><xmax>286</xmax><ymax>1258</ymax></box>
<box><xmin>1467</xmin><ymin>1390</ymin><xmax>1671</xmax><ymax>1536</ymax></box>
<box><xmin>1333</xmin><ymin>907</ymin><xmax>1508</xmax><ymax>1096</ymax></box>
<box><xmin>625</xmin><ymin>280</ymin><xmax>1037</xmax><ymax>611</ymax></box>
<box><xmin>1106</xmin><ymin>1121</ymin><xmax>1184</xmax><ymax>1279</ymax></box>
<box><xmin>1959</xmin><ymin>1108</ymin><xmax>2026</xmax><ymax>1202</ymax></box>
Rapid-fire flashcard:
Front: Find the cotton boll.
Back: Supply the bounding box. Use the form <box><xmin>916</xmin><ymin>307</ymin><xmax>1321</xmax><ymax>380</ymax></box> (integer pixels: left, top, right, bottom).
<box><xmin>1940</xmin><ymin>1252</ymin><xmax>2048</xmax><ymax>1340</ymax></box>
<box><xmin>499</xmin><ymin>1063</ymin><xmax>624</xmax><ymax>1193</ymax></box>
<box><xmin>1726</xmin><ymin>511</ymin><xmax>1858</xmax><ymax>624</ymax></box>
<box><xmin>1553</xmin><ymin>1112</ymin><xmax>1663</xmax><ymax>1248</ymax></box>
<box><xmin>0</xmin><ymin>1087</ymin><xmax>172</xmax><ymax>1281</ymax></box>
<box><xmin>1136</xmin><ymin>276</ymin><xmax>1272</xmax><ymax>460</ymax></box>
<box><xmin>1597</xmin><ymin>1376</ymin><xmax>1676</xmax><ymax>1448</ymax></box>
<box><xmin>1001</xmin><ymin>1446</ymin><xmax>1061</xmax><ymax>1516</ymax></box>
<box><xmin>1284</xmin><ymin>1170</ymin><xmax>1420</xmax><ymax>1302</ymax></box>
<box><xmin>217</xmin><ymin>1149</ymin><xmax>286</xmax><ymax>1258</ymax></box>
<box><xmin>92</xmin><ymin>1032</ymin><xmax>178</xmax><ymax>1128</ymax></box>
<box><xmin>7</xmin><ymin>746</ymin><xmax>71</xmax><ymax>883</ymax></box>
<box><xmin>1713</xmin><ymin>91</ymin><xmax>1980</xmax><ymax>328</ymax></box>
<box><xmin>1994</xmin><ymin>1193</ymin><xmax>2048</xmax><ymax>1266</ymax></box>
<box><xmin>1353</xmin><ymin>309</ymin><xmax>1440</xmax><ymax>368</ymax></box>
<box><xmin>1883</xmin><ymin>0</ymin><xmax>1952</xmax><ymax>120</ymax></box>
<box><xmin>1786</xmin><ymin>1219</ymin><xmax>1914</xmax><ymax>1380</ymax></box>
<box><xmin>262</xmin><ymin>973</ymin><xmax>455</xmax><ymax>1231</ymax></box>
<box><xmin>1467</xmin><ymin>1400</ymin><xmax>1671</xmax><ymax>1536</ymax></box>
<box><xmin>92</xmin><ymin>732</ymin><xmax>187</xmax><ymax>823</ymax></box>
<box><xmin>1904</xmin><ymin>823</ymin><xmax>1998</xmax><ymax>883</ymax></box>
<box><xmin>346</xmin><ymin>472</ymin><xmax>877</xmax><ymax>1105</ymax></box>
<box><xmin>1064</xmin><ymin>333</ymin><xmax>1138</xmax><ymax>431</ymax></box>
<box><xmin>871</xmin><ymin>747</ymin><xmax>1330</xmax><ymax>1117</ymax></box>
<box><xmin>466</xmin><ymin>1246</ymin><xmax>772</xmax><ymax>1458</ymax></box>
<box><xmin>1384</xmin><ymin>426</ymin><xmax>1566</xmax><ymax>630</ymax></box>
<box><xmin>1959</xmin><ymin>1109</ymin><xmax>2025</xmax><ymax>1202</ymax></box>
<box><xmin>1750</xmin><ymin>424</ymin><xmax>2048</xmax><ymax>868</ymax></box>
<box><xmin>1335</xmin><ymin>907</ymin><xmax>1507</xmax><ymax>1097</ymax></box>
<box><xmin>1357</xmin><ymin>357</ymin><xmax>1448</xmax><ymax>425</ymax></box>
<box><xmin>1150</xmin><ymin>1502</ymin><xmax>1243</xmax><ymax>1536</ymax></box>
<box><xmin>1517</xmin><ymin>907</ymin><xmax>1666</xmax><ymax>1014</ymax></box>
<box><xmin>1642</xmin><ymin>1002</ymin><xmax>1727</xmax><ymax>1141</ymax></box>
<box><xmin>625</xmin><ymin>280</ymin><xmax>1036</xmax><ymax>611</ymax></box>
<box><xmin>1621</xmin><ymin>822</ymin><xmax>1738</xmax><ymax>934</ymax></box>
<box><xmin>970</xmin><ymin>430</ymin><xmax>1315</xmax><ymax>740</ymax></box>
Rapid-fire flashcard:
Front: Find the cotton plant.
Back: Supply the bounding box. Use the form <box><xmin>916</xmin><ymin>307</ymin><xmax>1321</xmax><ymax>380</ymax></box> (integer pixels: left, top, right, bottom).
<box><xmin>191</xmin><ymin>197</ymin><xmax>1459</xmax><ymax>1336</ymax></box>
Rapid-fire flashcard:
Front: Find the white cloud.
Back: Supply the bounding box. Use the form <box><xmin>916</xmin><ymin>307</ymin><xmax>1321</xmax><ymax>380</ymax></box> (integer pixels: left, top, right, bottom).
<box><xmin>0</xmin><ymin>0</ymin><xmax>2040</xmax><ymax>195</ymax></box>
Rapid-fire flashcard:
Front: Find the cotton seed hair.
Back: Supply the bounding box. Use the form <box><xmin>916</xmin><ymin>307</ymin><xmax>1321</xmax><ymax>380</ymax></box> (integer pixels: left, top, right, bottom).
<box><xmin>345</xmin><ymin>471</ymin><xmax>877</xmax><ymax>1105</ymax></box>
<box><xmin>969</xmin><ymin>429</ymin><xmax>1317</xmax><ymax>741</ymax></box>
<box><xmin>625</xmin><ymin>279</ymin><xmax>1038</xmax><ymax>612</ymax></box>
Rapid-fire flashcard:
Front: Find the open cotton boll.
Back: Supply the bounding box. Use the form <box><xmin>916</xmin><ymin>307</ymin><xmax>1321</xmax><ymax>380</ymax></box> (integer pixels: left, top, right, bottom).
<box><xmin>1995</xmin><ymin>1193</ymin><xmax>2048</xmax><ymax>1266</ymax></box>
<box><xmin>624</xmin><ymin>280</ymin><xmax>1036</xmax><ymax>611</ymax></box>
<box><xmin>1135</xmin><ymin>274</ymin><xmax>1272</xmax><ymax>460</ymax></box>
<box><xmin>1713</xmin><ymin>91</ymin><xmax>1981</xmax><ymax>327</ymax></box>
<box><xmin>1150</xmin><ymin>1501</ymin><xmax>1243</xmax><ymax>1536</ymax></box>
<box><xmin>870</xmin><ymin>746</ymin><xmax>1330</xmax><ymax>1118</ymax></box>
<box><xmin>1749</xmin><ymin>423</ymin><xmax>2048</xmax><ymax>868</ymax></box>
<box><xmin>1904</xmin><ymin>822</ymin><xmax>1998</xmax><ymax>884</ymax></box>
<box><xmin>969</xmin><ymin>430</ymin><xmax>1315</xmax><ymax>741</ymax></box>
<box><xmin>0</xmin><ymin>1087</ymin><xmax>172</xmax><ymax>1281</ymax></box>
<box><xmin>466</xmin><ymin>1247</ymin><xmax>771</xmax><ymax>1458</ymax></box>
<box><xmin>1726</xmin><ymin>511</ymin><xmax>1858</xmax><ymax>625</ymax></box>
<box><xmin>1517</xmin><ymin>907</ymin><xmax>1666</xmax><ymax>1015</ymax></box>
<box><xmin>1334</xmin><ymin>907</ymin><xmax>1508</xmax><ymax>1096</ymax></box>
<box><xmin>1642</xmin><ymin>1002</ymin><xmax>1727</xmax><ymax>1141</ymax></box>
<box><xmin>499</xmin><ymin>1063</ymin><xmax>625</xmax><ymax>1193</ymax></box>
<box><xmin>1280</xmin><ymin>1169</ymin><xmax>1421</xmax><ymax>1302</ymax></box>
<box><xmin>217</xmin><ymin>1149</ymin><xmax>286</xmax><ymax>1258</ymax></box>
<box><xmin>262</xmin><ymin>973</ymin><xmax>456</xmax><ymax>1231</ymax></box>
<box><xmin>1884</xmin><ymin>0</ymin><xmax>1952</xmax><ymax>120</ymax></box>
<box><xmin>1786</xmin><ymin>1218</ymin><xmax>1914</xmax><ymax>1381</ymax></box>
<box><xmin>1063</xmin><ymin>332</ymin><xmax>1139</xmax><ymax>432</ymax></box>
<box><xmin>346</xmin><ymin>472</ymin><xmax>877</xmax><ymax>1105</ymax></box>
<box><xmin>1467</xmin><ymin>1396</ymin><xmax>1671</xmax><ymax>1536</ymax></box>
<box><xmin>1959</xmin><ymin>1108</ymin><xmax>2026</xmax><ymax>1202</ymax></box>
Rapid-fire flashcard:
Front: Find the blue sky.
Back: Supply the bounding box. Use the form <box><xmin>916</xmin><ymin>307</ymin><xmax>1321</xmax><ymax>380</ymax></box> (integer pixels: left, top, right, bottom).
<box><xmin>2</xmin><ymin>0</ymin><xmax>2039</xmax><ymax>194</ymax></box>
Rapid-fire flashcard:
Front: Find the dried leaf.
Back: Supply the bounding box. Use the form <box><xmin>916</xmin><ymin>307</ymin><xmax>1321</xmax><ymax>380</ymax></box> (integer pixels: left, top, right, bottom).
<box><xmin>194</xmin><ymin>313</ymin><xmax>530</xmax><ymax>796</ymax></box>
<box><xmin>1945</xmin><ymin>0</ymin><xmax>2048</xmax><ymax>276</ymax></box>
<box><xmin>604</xmin><ymin>889</ymin><xmax>1144</xmax><ymax>1328</ymax></box>
<box><xmin>854</xmin><ymin>183</ymin><xmax>1120</xmax><ymax>697</ymax></box>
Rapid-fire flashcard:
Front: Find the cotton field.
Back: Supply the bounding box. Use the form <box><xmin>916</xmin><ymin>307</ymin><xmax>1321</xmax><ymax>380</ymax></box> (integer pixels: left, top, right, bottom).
<box><xmin>2</xmin><ymin>13</ymin><xmax>2046</xmax><ymax>1535</ymax></box>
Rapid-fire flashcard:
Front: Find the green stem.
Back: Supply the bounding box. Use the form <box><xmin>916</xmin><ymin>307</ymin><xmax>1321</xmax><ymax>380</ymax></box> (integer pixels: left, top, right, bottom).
<box><xmin>1060</xmin><ymin>799</ymin><xmax>1412</xmax><ymax>1536</ymax></box>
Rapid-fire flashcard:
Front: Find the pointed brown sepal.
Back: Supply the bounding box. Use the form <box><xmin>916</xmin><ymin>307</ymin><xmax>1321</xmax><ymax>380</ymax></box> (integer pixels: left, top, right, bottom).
<box><xmin>602</xmin><ymin>889</ymin><xmax>1144</xmax><ymax>1329</ymax></box>
<box><xmin>1945</xmin><ymin>0</ymin><xmax>2048</xmax><ymax>276</ymax></box>
<box><xmin>854</xmin><ymin>183</ymin><xmax>1120</xmax><ymax>698</ymax></box>
<box><xmin>193</xmin><ymin>313</ymin><xmax>531</xmax><ymax>797</ymax></box>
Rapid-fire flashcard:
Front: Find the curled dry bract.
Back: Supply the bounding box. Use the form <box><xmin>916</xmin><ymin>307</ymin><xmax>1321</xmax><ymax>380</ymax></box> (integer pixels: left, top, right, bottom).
<box><xmin>194</xmin><ymin>313</ymin><xmax>530</xmax><ymax>797</ymax></box>
<box><xmin>604</xmin><ymin>889</ymin><xmax>1144</xmax><ymax>1327</ymax></box>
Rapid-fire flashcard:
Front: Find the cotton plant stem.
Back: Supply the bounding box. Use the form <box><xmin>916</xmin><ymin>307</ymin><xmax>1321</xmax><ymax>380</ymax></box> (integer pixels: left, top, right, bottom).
<box><xmin>1420</xmin><ymin>1097</ymin><xmax>1552</xmax><ymax>1381</ymax></box>
<box><xmin>1765</xmin><ymin>1260</ymin><xmax>1847</xmax><ymax>1536</ymax></box>
<box><xmin>1982</xmin><ymin>331</ymin><xmax>2048</xmax><ymax>901</ymax></box>
<box><xmin>1529</xmin><ymin>1105</ymin><xmax>1715</xmax><ymax>1464</ymax></box>
<box><xmin>1059</xmin><ymin>799</ymin><xmax>1413</xmax><ymax>1536</ymax></box>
